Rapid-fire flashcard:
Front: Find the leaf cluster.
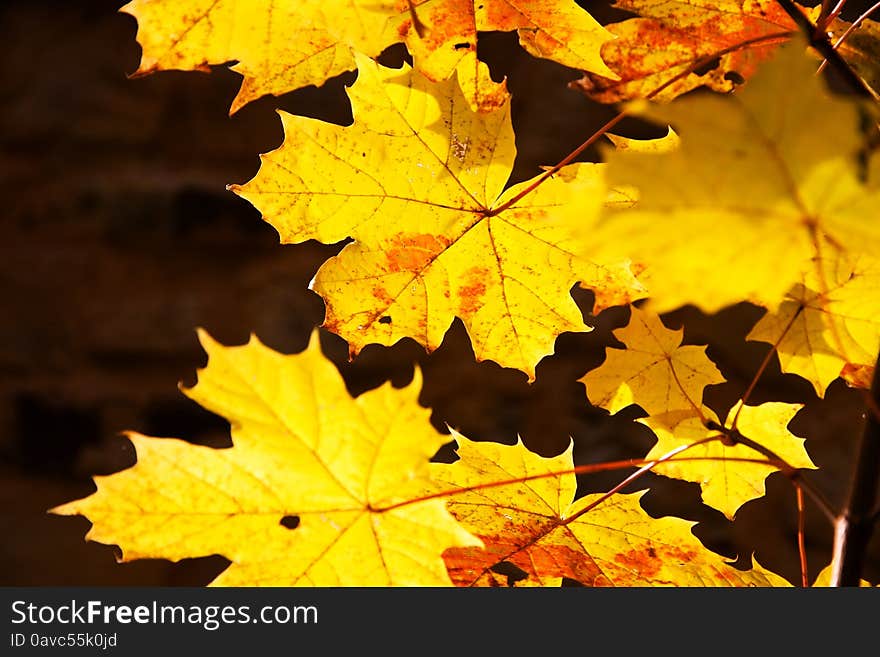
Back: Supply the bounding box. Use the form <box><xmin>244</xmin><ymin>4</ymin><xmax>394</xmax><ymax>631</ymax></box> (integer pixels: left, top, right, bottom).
<box><xmin>55</xmin><ymin>0</ymin><xmax>880</xmax><ymax>587</ymax></box>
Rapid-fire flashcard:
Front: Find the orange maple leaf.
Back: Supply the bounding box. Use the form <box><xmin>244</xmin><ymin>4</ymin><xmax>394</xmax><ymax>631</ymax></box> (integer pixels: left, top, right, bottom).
<box><xmin>572</xmin><ymin>0</ymin><xmax>797</xmax><ymax>103</ymax></box>
<box><xmin>436</xmin><ymin>435</ymin><xmax>790</xmax><ymax>586</ymax></box>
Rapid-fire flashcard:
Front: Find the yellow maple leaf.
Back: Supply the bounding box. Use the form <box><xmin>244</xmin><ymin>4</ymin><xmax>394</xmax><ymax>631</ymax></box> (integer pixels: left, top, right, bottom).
<box><xmin>581</xmin><ymin>306</ymin><xmax>724</xmax><ymax>428</ymax></box>
<box><xmin>606</xmin><ymin>128</ymin><xmax>680</xmax><ymax>154</ymax></box>
<box><xmin>309</xmin><ymin>2</ymin><xmax>516</xmax><ymax>114</ymax></box>
<box><xmin>307</xmin><ymin>0</ymin><xmax>618</xmax><ymax>85</ymax></box>
<box><xmin>121</xmin><ymin>0</ymin><xmax>357</xmax><ymax>113</ymax></box>
<box><xmin>436</xmin><ymin>434</ymin><xmax>789</xmax><ymax>586</ymax></box>
<box><xmin>454</xmin><ymin>50</ymin><xmax>510</xmax><ymax>113</ymax></box>
<box><xmin>591</xmin><ymin>39</ymin><xmax>880</xmax><ymax>314</ymax></box>
<box><xmin>474</xmin><ymin>0</ymin><xmax>616</xmax><ymax>77</ymax></box>
<box><xmin>573</xmin><ymin>0</ymin><xmax>796</xmax><ymax>103</ymax></box>
<box><xmin>52</xmin><ymin>330</ymin><xmax>480</xmax><ymax>586</ymax></box>
<box><xmin>120</xmin><ymin>0</ymin><xmax>612</xmax><ymax>113</ymax></box>
<box><xmin>643</xmin><ymin>401</ymin><xmax>816</xmax><ymax>519</ymax></box>
<box><xmin>231</xmin><ymin>54</ymin><xmax>643</xmax><ymax>378</ymax></box>
<box><xmin>747</xmin><ymin>252</ymin><xmax>880</xmax><ymax>396</ymax></box>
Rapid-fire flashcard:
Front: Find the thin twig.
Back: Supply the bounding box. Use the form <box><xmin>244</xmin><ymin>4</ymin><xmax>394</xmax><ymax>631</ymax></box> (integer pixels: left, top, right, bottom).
<box><xmin>775</xmin><ymin>0</ymin><xmax>875</xmax><ymax>98</ymax></box>
<box><xmin>706</xmin><ymin>420</ymin><xmax>837</xmax><ymax>522</ymax></box>
<box><xmin>563</xmin><ymin>436</ymin><xmax>723</xmax><ymax>523</ymax></box>
<box><xmin>818</xmin><ymin>0</ymin><xmax>880</xmax><ymax>76</ymax></box>
<box><xmin>662</xmin><ymin>301</ymin><xmax>834</xmax><ymax>521</ymax></box>
<box><xmin>487</xmin><ymin>31</ymin><xmax>794</xmax><ymax>215</ymax></box>
<box><xmin>817</xmin><ymin>0</ymin><xmax>849</xmax><ymax>31</ymax></box>
<box><xmin>732</xmin><ymin>305</ymin><xmax>804</xmax><ymax>429</ymax></box>
<box><xmin>737</xmin><ymin>434</ymin><xmax>836</xmax><ymax>521</ymax></box>
<box><xmin>377</xmin><ymin>451</ymin><xmax>777</xmax><ymax>513</ymax></box>
<box><xmin>829</xmin><ymin>351</ymin><xmax>880</xmax><ymax>585</ymax></box>
<box><xmin>796</xmin><ymin>485</ymin><xmax>809</xmax><ymax>587</ymax></box>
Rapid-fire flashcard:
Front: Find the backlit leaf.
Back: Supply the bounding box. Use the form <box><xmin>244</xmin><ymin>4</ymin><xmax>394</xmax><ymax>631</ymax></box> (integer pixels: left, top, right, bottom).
<box><xmin>582</xmin><ymin>305</ymin><xmax>724</xmax><ymax>428</ymax></box>
<box><xmin>121</xmin><ymin>0</ymin><xmax>357</xmax><ymax>113</ymax></box>
<box><xmin>591</xmin><ymin>40</ymin><xmax>880</xmax><ymax>314</ymax></box>
<box><xmin>747</xmin><ymin>252</ymin><xmax>880</xmax><ymax>395</ymax></box>
<box><xmin>572</xmin><ymin>0</ymin><xmax>796</xmax><ymax>103</ymax></box>
<box><xmin>231</xmin><ymin>54</ymin><xmax>644</xmax><ymax>377</ymax></box>
<box><xmin>436</xmin><ymin>435</ymin><xmax>789</xmax><ymax>585</ymax></box>
<box><xmin>52</xmin><ymin>330</ymin><xmax>480</xmax><ymax>586</ymax></box>
<box><xmin>120</xmin><ymin>0</ymin><xmax>613</xmax><ymax>112</ymax></box>
<box><xmin>606</xmin><ymin>128</ymin><xmax>680</xmax><ymax>154</ymax></box>
<box><xmin>643</xmin><ymin>401</ymin><xmax>815</xmax><ymax>518</ymax></box>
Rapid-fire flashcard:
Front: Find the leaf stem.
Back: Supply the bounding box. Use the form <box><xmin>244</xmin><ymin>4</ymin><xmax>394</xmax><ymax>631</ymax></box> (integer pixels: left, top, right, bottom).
<box><xmin>375</xmin><ymin>452</ymin><xmax>777</xmax><ymax>513</ymax></box>
<box><xmin>818</xmin><ymin>0</ymin><xmax>880</xmax><ymax>78</ymax></box>
<box><xmin>668</xmin><ymin>359</ymin><xmax>710</xmax><ymax>426</ymax></box>
<box><xmin>487</xmin><ymin>31</ymin><xmax>795</xmax><ymax>215</ymax></box>
<box><xmin>732</xmin><ymin>303</ymin><xmax>804</xmax><ymax>429</ymax></box>
<box><xmin>486</xmin><ymin>111</ymin><xmax>626</xmax><ymax>216</ymax></box>
<box><xmin>562</xmin><ymin>436</ymin><xmax>723</xmax><ymax>524</ymax></box>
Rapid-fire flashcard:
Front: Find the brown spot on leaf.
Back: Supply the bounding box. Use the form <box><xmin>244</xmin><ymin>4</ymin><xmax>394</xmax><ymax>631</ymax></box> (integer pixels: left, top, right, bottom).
<box><xmin>666</xmin><ymin>546</ymin><xmax>698</xmax><ymax>563</ymax></box>
<box><xmin>397</xmin><ymin>17</ymin><xmax>413</xmax><ymax>38</ymax></box>
<box><xmin>384</xmin><ymin>233</ymin><xmax>450</xmax><ymax>273</ymax></box>
<box><xmin>443</xmin><ymin>520</ymin><xmax>606</xmax><ymax>587</ymax></box>
<box><xmin>457</xmin><ymin>265</ymin><xmax>489</xmax><ymax>316</ymax></box>
<box><xmin>614</xmin><ymin>547</ymin><xmax>662</xmax><ymax>579</ymax></box>
<box><xmin>371</xmin><ymin>286</ymin><xmax>393</xmax><ymax>305</ymax></box>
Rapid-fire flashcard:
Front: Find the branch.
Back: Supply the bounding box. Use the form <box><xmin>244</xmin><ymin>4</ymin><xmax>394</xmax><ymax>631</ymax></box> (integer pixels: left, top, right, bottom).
<box><xmin>821</xmin><ymin>1</ymin><xmax>880</xmax><ymax>70</ymax></box>
<box><xmin>775</xmin><ymin>0</ymin><xmax>875</xmax><ymax>98</ymax></box>
<box><xmin>817</xmin><ymin>1</ymin><xmax>849</xmax><ymax>30</ymax></box>
<box><xmin>829</xmin><ymin>351</ymin><xmax>880</xmax><ymax>586</ymax></box>
<box><xmin>706</xmin><ymin>420</ymin><xmax>837</xmax><ymax>522</ymax></box>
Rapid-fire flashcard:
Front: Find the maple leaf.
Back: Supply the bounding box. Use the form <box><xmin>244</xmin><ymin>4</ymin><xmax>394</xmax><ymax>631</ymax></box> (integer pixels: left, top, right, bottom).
<box><xmin>581</xmin><ymin>306</ymin><xmax>724</xmax><ymax>428</ymax></box>
<box><xmin>231</xmin><ymin>54</ymin><xmax>644</xmax><ymax>378</ymax></box>
<box><xmin>454</xmin><ymin>50</ymin><xmax>510</xmax><ymax>113</ymax></box>
<box><xmin>335</xmin><ymin>0</ymin><xmax>618</xmax><ymax>84</ymax></box>
<box><xmin>120</xmin><ymin>0</ymin><xmax>612</xmax><ymax>113</ymax></box>
<box><xmin>590</xmin><ymin>39</ymin><xmax>880</xmax><ymax>314</ymax></box>
<box><xmin>606</xmin><ymin>127</ymin><xmax>680</xmax><ymax>154</ymax></box>
<box><xmin>473</xmin><ymin>0</ymin><xmax>617</xmax><ymax>77</ymax></box>
<box><xmin>747</xmin><ymin>252</ymin><xmax>880</xmax><ymax>395</ymax></box>
<box><xmin>52</xmin><ymin>330</ymin><xmax>480</xmax><ymax>586</ymax></box>
<box><xmin>436</xmin><ymin>434</ymin><xmax>789</xmax><ymax>586</ymax></box>
<box><xmin>315</xmin><ymin>2</ymin><xmax>517</xmax><ymax>114</ymax></box>
<box><xmin>643</xmin><ymin>401</ymin><xmax>816</xmax><ymax>519</ymax></box>
<box><xmin>573</xmin><ymin>0</ymin><xmax>796</xmax><ymax>103</ymax></box>
<box><xmin>121</xmin><ymin>0</ymin><xmax>357</xmax><ymax>113</ymax></box>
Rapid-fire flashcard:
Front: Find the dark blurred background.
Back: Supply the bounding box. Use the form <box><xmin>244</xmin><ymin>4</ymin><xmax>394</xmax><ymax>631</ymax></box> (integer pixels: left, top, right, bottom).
<box><xmin>2</xmin><ymin>0</ymin><xmax>878</xmax><ymax>586</ymax></box>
